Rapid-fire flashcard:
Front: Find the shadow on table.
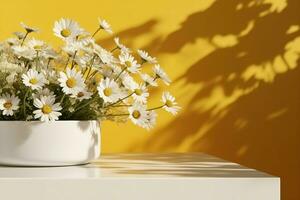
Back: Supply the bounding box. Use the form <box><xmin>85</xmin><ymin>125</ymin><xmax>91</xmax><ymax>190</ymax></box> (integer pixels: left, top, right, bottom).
<box><xmin>89</xmin><ymin>153</ymin><xmax>271</xmax><ymax>177</ymax></box>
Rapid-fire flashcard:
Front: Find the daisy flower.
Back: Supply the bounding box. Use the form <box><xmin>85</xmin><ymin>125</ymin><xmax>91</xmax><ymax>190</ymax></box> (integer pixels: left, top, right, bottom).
<box><xmin>140</xmin><ymin>73</ymin><xmax>158</xmax><ymax>87</ymax></box>
<box><xmin>6</xmin><ymin>38</ymin><xmax>20</xmax><ymax>46</ymax></box>
<box><xmin>161</xmin><ymin>92</ymin><xmax>181</xmax><ymax>115</ymax></box>
<box><xmin>0</xmin><ymin>60</ymin><xmax>22</xmax><ymax>73</ymax></box>
<box><xmin>75</xmin><ymin>53</ymin><xmax>93</xmax><ymax>66</ymax></box>
<box><xmin>58</xmin><ymin>68</ymin><xmax>85</xmax><ymax>95</ymax></box>
<box><xmin>99</xmin><ymin>65</ymin><xmax>114</xmax><ymax>78</ymax></box>
<box><xmin>27</xmin><ymin>38</ymin><xmax>46</xmax><ymax>51</ymax></box>
<box><xmin>124</xmin><ymin>80</ymin><xmax>149</xmax><ymax>104</ymax></box>
<box><xmin>132</xmin><ymin>84</ymin><xmax>149</xmax><ymax>104</ymax></box>
<box><xmin>6</xmin><ymin>72</ymin><xmax>17</xmax><ymax>85</ymax></box>
<box><xmin>63</xmin><ymin>39</ymin><xmax>83</xmax><ymax>56</ymax></box>
<box><xmin>114</xmin><ymin>37</ymin><xmax>130</xmax><ymax>53</ymax></box>
<box><xmin>137</xmin><ymin>49</ymin><xmax>157</xmax><ymax>64</ymax></box>
<box><xmin>71</xmin><ymin>89</ymin><xmax>92</xmax><ymax>101</ymax></box>
<box><xmin>20</xmin><ymin>22</ymin><xmax>39</xmax><ymax>33</ymax></box>
<box><xmin>13</xmin><ymin>32</ymin><xmax>26</xmax><ymax>40</ymax></box>
<box><xmin>53</xmin><ymin>18</ymin><xmax>81</xmax><ymax>40</ymax></box>
<box><xmin>75</xmin><ymin>30</ymin><xmax>90</xmax><ymax>41</ymax></box>
<box><xmin>145</xmin><ymin>110</ymin><xmax>157</xmax><ymax>130</ymax></box>
<box><xmin>41</xmin><ymin>48</ymin><xmax>58</xmax><ymax>59</ymax></box>
<box><xmin>0</xmin><ymin>93</ymin><xmax>20</xmax><ymax>116</ymax></box>
<box><xmin>22</xmin><ymin>69</ymin><xmax>48</xmax><ymax>90</ymax></box>
<box><xmin>94</xmin><ymin>45</ymin><xmax>117</xmax><ymax>65</ymax></box>
<box><xmin>98</xmin><ymin>18</ymin><xmax>113</xmax><ymax>34</ymax></box>
<box><xmin>33</xmin><ymin>88</ymin><xmax>55</xmax><ymax>99</ymax></box>
<box><xmin>153</xmin><ymin>64</ymin><xmax>171</xmax><ymax>85</ymax></box>
<box><xmin>119</xmin><ymin>52</ymin><xmax>141</xmax><ymax>73</ymax></box>
<box><xmin>41</xmin><ymin>69</ymin><xmax>57</xmax><ymax>82</ymax></box>
<box><xmin>33</xmin><ymin>95</ymin><xmax>62</xmax><ymax>122</ymax></box>
<box><xmin>121</xmin><ymin>73</ymin><xmax>138</xmax><ymax>90</ymax></box>
<box><xmin>128</xmin><ymin>103</ymin><xmax>149</xmax><ymax>129</ymax></box>
<box><xmin>12</xmin><ymin>45</ymin><xmax>35</xmax><ymax>60</ymax></box>
<box><xmin>80</xmin><ymin>37</ymin><xmax>96</xmax><ymax>52</ymax></box>
<box><xmin>97</xmin><ymin>78</ymin><xmax>122</xmax><ymax>103</ymax></box>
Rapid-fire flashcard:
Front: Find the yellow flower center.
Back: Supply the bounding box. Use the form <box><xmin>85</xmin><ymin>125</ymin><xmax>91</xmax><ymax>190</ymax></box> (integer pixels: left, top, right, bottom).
<box><xmin>42</xmin><ymin>105</ymin><xmax>52</xmax><ymax>114</ymax></box>
<box><xmin>61</xmin><ymin>29</ymin><xmax>71</xmax><ymax>37</ymax></box>
<box><xmin>166</xmin><ymin>100</ymin><xmax>173</xmax><ymax>107</ymax></box>
<box><xmin>66</xmin><ymin>78</ymin><xmax>77</xmax><ymax>88</ymax></box>
<box><xmin>125</xmin><ymin>61</ymin><xmax>132</xmax><ymax>67</ymax></box>
<box><xmin>77</xmin><ymin>92</ymin><xmax>84</xmax><ymax>98</ymax></box>
<box><xmin>34</xmin><ymin>45</ymin><xmax>43</xmax><ymax>50</ymax></box>
<box><xmin>29</xmin><ymin>78</ymin><xmax>38</xmax><ymax>85</ymax></box>
<box><xmin>134</xmin><ymin>89</ymin><xmax>142</xmax><ymax>96</ymax></box>
<box><xmin>3</xmin><ymin>102</ymin><xmax>12</xmax><ymax>109</ymax></box>
<box><xmin>132</xmin><ymin>110</ymin><xmax>141</xmax><ymax>119</ymax></box>
<box><xmin>103</xmin><ymin>88</ymin><xmax>112</xmax><ymax>96</ymax></box>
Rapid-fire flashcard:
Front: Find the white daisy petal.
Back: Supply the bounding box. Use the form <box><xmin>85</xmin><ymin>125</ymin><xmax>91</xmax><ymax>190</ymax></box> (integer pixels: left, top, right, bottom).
<box><xmin>98</xmin><ymin>18</ymin><xmax>113</xmax><ymax>34</ymax></box>
<box><xmin>58</xmin><ymin>68</ymin><xmax>85</xmax><ymax>95</ymax></box>
<box><xmin>0</xmin><ymin>93</ymin><xmax>20</xmax><ymax>116</ymax></box>
<box><xmin>20</xmin><ymin>22</ymin><xmax>39</xmax><ymax>33</ymax></box>
<box><xmin>53</xmin><ymin>18</ymin><xmax>82</xmax><ymax>40</ymax></box>
<box><xmin>137</xmin><ymin>49</ymin><xmax>157</xmax><ymax>64</ymax></box>
<box><xmin>97</xmin><ymin>78</ymin><xmax>123</xmax><ymax>103</ymax></box>
<box><xmin>22</xmin><ymin>69</ymin><xmax>48</xmax><ymax>90</ymax></box>
<box><xmin>128</xmin><ymin>103</ymin><xmax>150</xmax><ymax>129</ymax></box>
<box><xmin>140</xmin><ymin>73</ymin><xmax>158</xmax><ymax>87</ymax></box>
<box><xmin>33</xmin><ymin>95</ymin><xmax>62</xmax><ymax>122</ymax></box>
<box><xmin>153</xmin><ymin>64</ymin><xmax>171</xmax><ymax>85</ymax></box>
<box><xmin>114</xmin><ymin>37</ymin><xmax>131</xmax><ymax>53</ymax></box>
<box><xmin>71</xmin><ymin>89</ymin><xmax>93</xmax><ymax>101</ymax></box>
<box><xmin>119</xmin><ymin>52</ymin><xmax>141</xmax><ymax>74</ymax></box>
<box><xmin>161</xmin><ymin>92</ymin><xmax>181</xmax><ymax>115</ymax></box>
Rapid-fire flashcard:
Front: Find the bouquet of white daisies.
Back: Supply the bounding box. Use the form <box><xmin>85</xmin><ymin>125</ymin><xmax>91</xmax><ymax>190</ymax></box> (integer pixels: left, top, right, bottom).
<box><xmin>0</xmin><ymin>18</ymin><xmax>180</xmax><ymax>129</ymax></box>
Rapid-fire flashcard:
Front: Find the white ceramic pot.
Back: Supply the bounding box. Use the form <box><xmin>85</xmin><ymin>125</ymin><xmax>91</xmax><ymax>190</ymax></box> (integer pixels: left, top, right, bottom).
<box><xmin>0</xmin><ymin>121</ymin><xmax>101</xmax><ymax>166</ymax></box>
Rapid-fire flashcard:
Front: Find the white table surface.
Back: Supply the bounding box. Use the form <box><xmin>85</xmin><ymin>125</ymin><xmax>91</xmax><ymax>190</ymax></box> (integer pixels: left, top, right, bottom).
<box><xmin>0</xmin><ymin>153</ymin><xmax>280</xmax><ymax>200</ymax></box>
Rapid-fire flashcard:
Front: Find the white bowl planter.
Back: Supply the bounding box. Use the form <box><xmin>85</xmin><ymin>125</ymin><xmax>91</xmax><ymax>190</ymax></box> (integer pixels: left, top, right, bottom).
<box><xmin>0</xmin><ymin>121</ymin><xmax>101</xmax><ymax>166</ymax></box>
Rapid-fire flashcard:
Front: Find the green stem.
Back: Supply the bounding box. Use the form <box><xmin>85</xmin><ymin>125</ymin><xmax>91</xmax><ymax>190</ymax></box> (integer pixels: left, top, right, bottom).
<box><xmin>114</xmin><ymin>67</ymin><xmax>126</xmax><ymax>81</ymax></box>
<box><xmin>147</xmin><ymin>104</ymin><xmax>165</xmax><ymax>111</ymax></box>
<box><xmin>23</xmin><ymin>90</ymin><xmax>29</xmax><ymax>119</ymax></box>
<box><xmin>111</xmin><ymin>104</ymin><xmax>132</xmax><ymax>107</ymax></box>
<box><xmin>35</xmin><ymin>51</ymin><xmax>39</xmax><ymax>69</ymax></box>
<box><xmin>46</xmin><ymin>58</ymin><xmax>51</xmax><ymax>69</ymax></box>
<box><xmin>140</xmin><ymin>59</ymin><xmax>146</xmax><ymax>65</ymax></box>
<box><xmin>60</xmin><ymin>94</ymin><xmax>66</xmax><ymax>104</ymax></box>
<box><xmin>24</xmin><ymin>60</ymin><xmax>30</xmax><ymax>68</ymax></box>
<box><xmin>85</xmin><ymin>55</ymin><xmax>96</xmax><ymax>80</ymax></box>
<box><xmin>88</xmin><ymin>71</ymin><xmax>98</xmax><ymax>79</ymax></box>
<box><xmin>21</xmin><ymin>32</ymin><xmax>29</xmax><ymax>46</ymax></box>
<box><xmin>92</xmin><ymin>27</ymin><xmax>101</xmax><ymax>38</ymax></box>
<box><xmin>145</xmin><ymin>76</ymin><xmax>158</xmax><ymax>88</ymax></box>
<box><xmin>71</xmin><ymin>51</ymin><xmax>77</xmax><ymax>69</ymax></box>
<box><xmin>105</xmin><ymin>113</ymin><xmax>129</xmax><ymax>117</ymax></box>
<box><xmin>105</xmin><ymin>92</ymin><xmax>134</xmax><ymax>108</ymax></box>
<box><xmin>86</xmin><ymin>67</ymin><xmax>92</xmax><ymax>80</ymax></box>
<box><xmin>110</xmin><ymin>46</ymin><xmax>118</xmax><ymax>52</ymax></box>
<box><xmin>74</xmin><ymin>96</ymin><xmax>98</xmax><ymax>112</ymax></box>
<box><xmin>64</xmin><ymin>56</ymin><xmax>70</xmax><ymax>70</ymax></box>
<box><xmin>82</xmin><ymin>67</ymin><xmax>89</xmax><ymax>76</ymax></box>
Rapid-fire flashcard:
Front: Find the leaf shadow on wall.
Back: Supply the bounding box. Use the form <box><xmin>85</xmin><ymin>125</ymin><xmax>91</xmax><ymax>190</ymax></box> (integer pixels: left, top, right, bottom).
<box><xmin>97</xmin><ymin>19</ymin><xmax>159</xmax><ymax>49</ymax></box>
<box><xmin>126</xmin><ymin>1</ymin><xmax>300</xmax><ymax>200</ymax></box>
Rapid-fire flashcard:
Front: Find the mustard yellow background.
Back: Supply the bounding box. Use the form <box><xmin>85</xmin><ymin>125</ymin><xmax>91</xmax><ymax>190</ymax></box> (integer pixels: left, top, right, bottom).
<box><xmin>1</xmin><ymin>0</ymin><xmax>299</xmax><ymax>199</ymax></box>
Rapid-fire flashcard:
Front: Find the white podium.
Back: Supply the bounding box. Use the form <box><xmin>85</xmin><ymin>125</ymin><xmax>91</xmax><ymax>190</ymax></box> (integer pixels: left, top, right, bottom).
<box><xmin>0</xmin><ymin>153</ymin><xmax>280</xmax><ymax>200</ymax></box>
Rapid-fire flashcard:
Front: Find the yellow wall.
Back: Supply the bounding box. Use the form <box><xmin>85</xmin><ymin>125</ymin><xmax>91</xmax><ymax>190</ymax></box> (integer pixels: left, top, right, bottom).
<box><xmin>1</xmin><ymin>0</ymin><xmax>299</xmax><ymax>199</ymax></box>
